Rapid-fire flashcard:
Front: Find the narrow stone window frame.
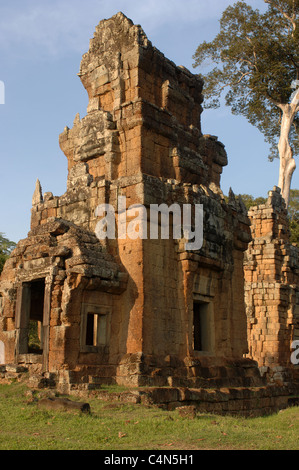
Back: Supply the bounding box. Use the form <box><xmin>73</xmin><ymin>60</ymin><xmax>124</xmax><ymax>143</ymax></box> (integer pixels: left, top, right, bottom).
<box><xmin>192</xmin><ymin>294</ymin><xmax>215</xmax><ymax>356</ymax></box>
<box><xmin>80</xmin><ymin>303</ymin><xmax>111</xmax><ymax>353</ymax></box>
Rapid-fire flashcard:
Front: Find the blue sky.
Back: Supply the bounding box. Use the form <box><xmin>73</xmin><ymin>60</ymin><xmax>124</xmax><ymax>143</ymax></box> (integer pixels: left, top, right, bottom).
<box><xmin>0</xmin><ymin>0</ymin><xmax>295</xmax><ymax>244</ymax></box>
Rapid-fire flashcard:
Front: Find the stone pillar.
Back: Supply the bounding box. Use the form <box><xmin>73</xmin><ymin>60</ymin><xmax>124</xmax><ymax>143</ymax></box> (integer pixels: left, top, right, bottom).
<box><xmin>244</xmin><ymin>186</ymin><xmax>299</xmax><ymax>384</ymax></box>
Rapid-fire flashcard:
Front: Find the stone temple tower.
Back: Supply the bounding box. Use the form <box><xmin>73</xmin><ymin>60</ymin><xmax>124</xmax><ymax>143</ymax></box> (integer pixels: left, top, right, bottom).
<box><xmin>1</xmin><ymin>13</ymin><xmax>285</xmax><ymax>409</ymax></box>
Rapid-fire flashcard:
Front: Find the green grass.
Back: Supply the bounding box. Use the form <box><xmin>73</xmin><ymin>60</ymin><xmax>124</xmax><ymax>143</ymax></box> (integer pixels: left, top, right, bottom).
<box><xmin>0</xmin><ymin>381</ymin><xmax>298</xmax><ymax>450</ymax></box>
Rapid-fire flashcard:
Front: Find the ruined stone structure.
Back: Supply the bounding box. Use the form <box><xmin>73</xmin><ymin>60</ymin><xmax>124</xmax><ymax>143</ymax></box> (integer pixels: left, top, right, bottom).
<box><xmin>244</xmin><ymin>187</ymin><xmax>299</xmax><ymax>386</ymax></box>
<box><xmin>0</xmin><ymin>13</ymin><xmax>296</xmax><ymax>414</ymax></box>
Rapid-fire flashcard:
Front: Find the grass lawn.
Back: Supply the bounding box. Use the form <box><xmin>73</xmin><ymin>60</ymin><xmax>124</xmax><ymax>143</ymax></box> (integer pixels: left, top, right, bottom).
<box><xmin>0</xmin><ymin>381</ymin><xmax>298</xmax><ymax>450</ymax></box>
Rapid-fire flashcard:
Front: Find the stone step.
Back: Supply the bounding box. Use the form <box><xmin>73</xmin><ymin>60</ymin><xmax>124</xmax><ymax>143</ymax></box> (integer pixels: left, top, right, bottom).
<box><xmin>187</xmin><ymin>365</ymin><xmax>265</xmax><ymax>380</ymax></box>
<box><xmin>18</xmin><ymin>354</ymin><xmax>43</xmax><ymax>365</ymax></box>
<box><xmin>57</xmin><ymin>375</ymin><xmax>106</xmax><ymax>393</ymax></box>
<box><xmin>91</xmin><ymin>384</ymin><xmax>292</xmax><ymax>417</ymax></box>
<box><xmin>27</xmin><ymin>372</ymin><xmax>57</xmax><ymax>389</ymax></box>
<box><xmin>0</xmin><ymin>364</ymin><xmax>29</xmax><ymax>382</ymax></box>
<box><xmin>159</xmin><ymin>370</ymin><xmax>267</xmax><ymax>389</ymax></box>
<box><xmin>186</xmin><ymin>375</ymin><xmax>266</xmax><ymax>389</ymax></box>
<box><xmin>3</xmin><ymin>364</ymin><xmax>28</xmax><ymax>373</ymax></box>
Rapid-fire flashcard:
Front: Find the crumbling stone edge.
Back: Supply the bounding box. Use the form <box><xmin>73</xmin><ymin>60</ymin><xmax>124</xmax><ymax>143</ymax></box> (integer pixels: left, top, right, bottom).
<box><xmin>1</xmin><ymin>364</ymin><xmax>298</xmax><ymax>418</ymax></box>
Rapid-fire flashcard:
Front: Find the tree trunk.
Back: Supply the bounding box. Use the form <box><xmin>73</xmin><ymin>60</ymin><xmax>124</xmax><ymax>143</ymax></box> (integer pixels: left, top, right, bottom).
<box><xmin>278</xmin><ymin>103</ymin><xmax>297</xmax><ymax>208</ymax></box>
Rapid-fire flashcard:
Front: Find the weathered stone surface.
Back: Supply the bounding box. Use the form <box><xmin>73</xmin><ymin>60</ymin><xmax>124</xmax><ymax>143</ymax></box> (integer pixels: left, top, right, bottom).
<box><xmin>0</xmin><ymin>340</ymin><xmax>4</xmax><ymax>364</ymax></box>
<box><xmin>244</xmin><ymin>186</ymin><xmax>299</xmax><ymax>385</ymax></box>
<box><xmin>176</xmin><ymin>405</ymin><xmax>197</xmax><ymax>419</ymax></box>
<box><xmin>37</xmin><ymin>397</ymin><xmax>90</xmax><ymax>413</ymax></box>
<box><xmin>1</xmin><ymin>12</ymin><xmax>294</xmax><ymax>416</ymax></box>
<box><xmin>32</xmin><ymin>179</ymin><xmax>43</xmax><ymax>206</ymax></box>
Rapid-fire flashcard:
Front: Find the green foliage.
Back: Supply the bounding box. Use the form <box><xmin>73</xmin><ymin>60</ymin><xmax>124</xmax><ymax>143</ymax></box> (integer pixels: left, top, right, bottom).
<box><xmin>223</xmin><ymin>193</ymin><xmax>267</xmax><ymax>208</ymax></box>
<box><xmin>28</xmin><ymin>321</ymin><xmax>42</xmax><ymax>352</ymax></box>
<box><xmin>193</xmin><ymin>0</ymin><xmax>299</xmax><ymax>161</ymax></box>
<box><xmin>237</xmin><ymin>190</ymin><xmax>299</xmax><ymax>245</ymax></box>
<box><xmin>0</xmin><ymin>233</ymin><xmax>16</xmax><ymax>273</ymax></box>
<box><xmin>237</xmin><ymin>194</ymin><xmax>268</xmax><ymax>210</ymax></box>
<box><xmin>288</xmin><ymin>188</ymin><xmax>299</xmax><ymax>244</ymax></box>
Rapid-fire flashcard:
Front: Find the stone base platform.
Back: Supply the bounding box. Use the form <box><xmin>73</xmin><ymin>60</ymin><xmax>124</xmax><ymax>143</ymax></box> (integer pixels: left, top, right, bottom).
<box><xmin>85</xmin><ymin>385</ymin><xmax>293</xmax><ymax>418</ymax></box>
<box><xmin>0</xmin><ymin>362</ymin><xmax>298</xmax><ymax>417</ymax></box>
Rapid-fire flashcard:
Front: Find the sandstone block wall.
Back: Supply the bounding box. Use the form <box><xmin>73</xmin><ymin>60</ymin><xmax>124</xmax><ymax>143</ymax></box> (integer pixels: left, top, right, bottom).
<box><xmin>244</xmin><ymin>187</ymin><xmax>299</xmax><ymax>384</ymax></box>
<box><xmin>0</xmin><ymin>13</ymin><xmax>253</xmax><ymax>388</ymax></box>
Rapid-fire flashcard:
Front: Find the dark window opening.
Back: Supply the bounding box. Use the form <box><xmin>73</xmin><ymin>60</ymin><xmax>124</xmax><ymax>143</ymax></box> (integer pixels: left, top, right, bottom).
<box><xmin>28</xmin><ymin>279</ymin><xmax>45</xmax><ymax>354</ymax></box>
<box><xmin>193</xmin><ymin>301</ymin><xmax>210</xmax><ymax>352</ymax></box>
<box><xmin>85</xmin><ymin>312</ymin><xmax>107</xmax><ymax>348</ymax></box>
<box><xmin>86</xmin><ymin>313</ymin><xmax>97</xmax><ymax>347</ymax></box>
<box><xmin>193</xmin><ymin>302</ymin><xmax>202</xmax><ymax>351</ymax></box>
<box><xmin>81</xmin><ymin>306</ymin><xmax>109</xmax><ymax>352</ymax></box>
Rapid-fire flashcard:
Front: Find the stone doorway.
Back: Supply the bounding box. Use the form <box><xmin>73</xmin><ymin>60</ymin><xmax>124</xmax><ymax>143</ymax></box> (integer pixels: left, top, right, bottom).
<box><xmin>15</xmin><ymin>278</ymin><xmax>49</xmax><ymax>367</ymax></box>
<box><xmin>192</xmin><ymin>299</ymin><xmax>215</xmax><ymax>354</ymax></box>
<box><xmin>27</xmin><ymin>279</ymin><xmax>45</xmax><ymax>354</ymax></box>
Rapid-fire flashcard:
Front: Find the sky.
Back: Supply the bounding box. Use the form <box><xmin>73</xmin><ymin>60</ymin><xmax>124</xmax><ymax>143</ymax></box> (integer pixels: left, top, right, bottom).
<box><xmin>0</xmin><ymin>0</ymin><xmax>296</xmax><ymax>244</ymax></box>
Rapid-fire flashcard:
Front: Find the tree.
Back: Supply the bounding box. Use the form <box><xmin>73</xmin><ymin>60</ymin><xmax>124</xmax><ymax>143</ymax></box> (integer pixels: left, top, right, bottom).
<box><xmin>193</xmin><ymin>0</ymin><xmax>299</xmax><ymax>208</ymax></box>
<box><xmin>236</xmin><ymin>191</ymin><xmax>299</xmax><ymax>244</ymax></box>
<box><xmin>287</xmin><ymin>188</ymin><xmax>299</xmax><ymax>243</ymax></box>
<box><xmin>0</xmin><ymin>233</ymin><xmax>16</xmax><ymax>273</ymax></box>
<box><xmin>236</xmin><ymin>193</ymin><xmax>267</xmax><ymax>209</ymax></box>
